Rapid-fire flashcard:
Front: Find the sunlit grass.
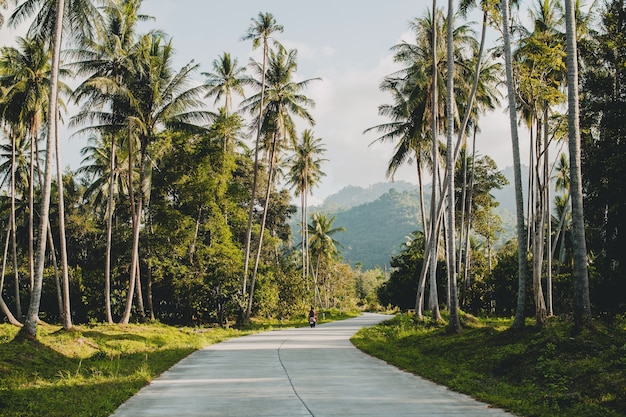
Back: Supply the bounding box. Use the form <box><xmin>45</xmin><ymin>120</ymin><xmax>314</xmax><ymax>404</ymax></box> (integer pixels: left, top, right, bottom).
<box><xmin>352</xmin><ymin>312</ymin><xmax>626</xmax><ymax>417</ymax></box>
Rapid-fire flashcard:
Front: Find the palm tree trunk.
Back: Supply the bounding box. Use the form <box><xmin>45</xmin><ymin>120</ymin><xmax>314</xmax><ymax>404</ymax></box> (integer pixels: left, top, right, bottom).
<box><xmin>10</xmin><ymin>131</ymin><xmax>21</xmax><ymax>321</ymax></box>
<box><xmin>55</xmin><ymin>112</ymin><xmax>72</xmax><ymax>330</ymax></box>
<box><xmin>564</xmin><ymin>0</ymin><xmax>591</xmax><ymax>330</ymax></box>
<box><xmin>1</xmin><ymin>223</ymin><xmax>22</xmax><ymax>326</ymax></box>
<box><xmin>243</xmin><ymin>37</ymin><xmax>270</xmax><ymax>297</ymax></box>
<box><xmin>120</xmin><ymin>127</ymin><xmax>140</xmax><ymax>325</ymax></box>
<box><xmin>501</xmin><ymin>0</ymin><xmax>529</xmax><ymax>330</ymax></box>
<box><xmin>19</xmin><ymin>0</ymin><xmax>64</xmax><ymax>339</ymax></box>
<box><xmin>104</xmin><ymin>144</ymin><xmax>116</xmax><ymax>324</ymax></box>
<box><xmin>246</xmin><ymin>133</ymin><xmax>278</xmax><ymax>320</ymax></box>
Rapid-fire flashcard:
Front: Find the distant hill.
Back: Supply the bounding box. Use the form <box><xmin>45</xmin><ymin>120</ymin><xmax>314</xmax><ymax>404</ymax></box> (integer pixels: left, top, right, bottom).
<box><xmin>293</xmin><ymin>167</ymin><xmax>525</xmax><ymax>270</ymax></box>
<box><xmin>332</xmin><ymin>188</ymin><xmax>422</xmax><ymax>270</ymax></box>
<box><xmin>313</xmin><ymin>181</ymin><xmax>417</xmax><ymax>212</ymax></box>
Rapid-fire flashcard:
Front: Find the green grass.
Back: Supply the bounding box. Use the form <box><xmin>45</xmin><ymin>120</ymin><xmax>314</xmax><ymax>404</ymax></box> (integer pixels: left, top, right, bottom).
<box><xmin>0</xmin><ymin>309</ymin><xmax>356</xmax><ymax>417</ymax></box>
<box><xmin>351</xmin><ymin>312</ymin><xmax>626</xmax><ymax>417</ymax></box>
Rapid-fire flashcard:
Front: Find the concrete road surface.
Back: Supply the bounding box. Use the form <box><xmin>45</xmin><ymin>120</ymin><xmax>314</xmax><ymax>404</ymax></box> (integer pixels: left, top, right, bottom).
<box><xmin>110</xmin><ymin>313</ymin><xmax>517</xmax><ymax>417</ymax></box>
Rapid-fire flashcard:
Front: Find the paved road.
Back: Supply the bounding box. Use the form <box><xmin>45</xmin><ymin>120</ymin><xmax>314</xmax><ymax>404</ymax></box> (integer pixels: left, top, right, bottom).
<box><xmin>110</xmin><ymin>313</ymin><xmax>517</xmax><ymax>417</ymax></box>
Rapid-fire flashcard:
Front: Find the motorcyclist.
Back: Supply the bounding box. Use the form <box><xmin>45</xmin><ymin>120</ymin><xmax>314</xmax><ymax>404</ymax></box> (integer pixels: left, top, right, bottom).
<box><xmin>308</xmin><ymin>306</ymin><xmax>318</xmax><ymax>327</ymax></box>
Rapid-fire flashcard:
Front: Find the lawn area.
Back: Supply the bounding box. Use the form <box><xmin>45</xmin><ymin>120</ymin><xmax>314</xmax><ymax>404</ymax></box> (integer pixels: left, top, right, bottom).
<box><xmin>351</xmin><ymin>313</ymin><xmax>626</xmax><ymax>417</ymax></box>
<box><xmin>0</xmin><ymin>311</ymin><xmax>357</xmax><ymax>417</ymax></box>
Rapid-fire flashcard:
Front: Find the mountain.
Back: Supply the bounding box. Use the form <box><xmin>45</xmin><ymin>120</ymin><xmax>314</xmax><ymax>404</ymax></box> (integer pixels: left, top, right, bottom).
<box><xmin>313</xmin><ymin>181</ymin><xmax>417</xmax><ymax>212</ymax></box>
<box><xmin>332</xmin><ymin>188</ymin><xmax>422</xmax><ymax>270</ymax></box>
<box><xmin>294</xmin><ymin>168</ymin><xmax>523</xmax><ymax>270</ymax></box>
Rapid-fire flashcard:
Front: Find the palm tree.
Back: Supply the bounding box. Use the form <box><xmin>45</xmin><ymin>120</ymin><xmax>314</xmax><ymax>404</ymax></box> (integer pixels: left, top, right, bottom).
<box><xmin>71</xmin><ymin>0</ymin><xmax>148</xmax><ymax>323</ymax></box>
<box><xmin>241</xmin><ymin>44</ymin><xmax>318</xmax><ymax>319</ymax></box>
<box><xmin>500</xmin><ymin>0</ymin><xmax>529</xmax><ymax>330</ymax></box>
<box><xmin>240</xmin><ymin>12</ymin><xmax>284</xmax><ymax>300</ymax></box>
<box><xmin>202</xmin><ymin>52</ymin><xmax>248</xmax><ymax>117</ymax></box>
<box><xmin>564</xmin><ymin>0</ymin><xmax>591</xmax><ymax>330</ymax></box>
<box><xmin>287</xmin><ymin>129</ymin><xmax>327</xmax><ymax>286</ymax></box>
<box><xmin>0</xmin><ymin>0</ymin><xmax>7</xmax><ymax>28</ymax></box>
<box><xmin>8</xmin><ymin>0</ymin><xmax>105</xmax><ymax>338</ymax></box>
<box><xmin>118</xmin><ymin>34</ymin><xmax>212</xmax><ymax>324</ymax></box>
<box><xmin>307</xmin><ymin>212</ymin><xmax>345</xmax><ymax>308</ymax></box>
<box><xmin>445</xmin><ymin>0</ymin><xmax>461</xmax><ymax>333</ymax></box>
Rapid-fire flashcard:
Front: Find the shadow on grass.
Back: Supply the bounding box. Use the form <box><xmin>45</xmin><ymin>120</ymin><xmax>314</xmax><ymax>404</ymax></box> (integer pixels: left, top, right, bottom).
<box><xmin>0</xmin><ymin>335</ymin><xmax>196</xmax><ymax>417</ymax></box>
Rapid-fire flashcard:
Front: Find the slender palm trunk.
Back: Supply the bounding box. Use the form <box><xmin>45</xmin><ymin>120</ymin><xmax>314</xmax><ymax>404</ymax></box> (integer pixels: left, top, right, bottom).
<box><xmin>19</xmin><ymin>0</ymin><xmax>64</xmax><ymax>339</ymax></box>
<box><xmin>55</xmin><ymin>112</ymin><xmax>72</xmax><ymax>330</ymax></box>
<box><xmin>10</xmin><ymin>131</ymin><xmax>21</xmax><ymax>321</ymax></box>
<box><xmin>243</xmin><ymin>40</ymin><xmax>269</xmax><ymax>297</ymax></box>
<box><xmin>246</xmin><ymin>132</ymin><xmax>278</xmax><ymax>320</ymax></box>
<box><xmin>1</xmin><ymin>223</ymin><xmax>21</xmax><ymax>326</ymax></box>
<box><xmin>501</xmin><ymin>0</ymin><xmax>529</xmax><ymax>330</ymax></box>
<box><xmin>104</xmin><ymin>144</ymin><xmax>116</xmax><ymax>323</ymax></box>
<box><xmin>564</xmin><ymin>0</ymin><xmax>591</xmax><ymax>330</ymax></box>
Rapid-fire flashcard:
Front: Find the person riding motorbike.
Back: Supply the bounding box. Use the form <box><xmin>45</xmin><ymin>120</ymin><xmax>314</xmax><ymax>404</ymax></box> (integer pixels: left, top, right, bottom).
<box><xmin>308</xmin><ymin>306</ymin><xmax>318</xmax><ymax>327</ymax></box>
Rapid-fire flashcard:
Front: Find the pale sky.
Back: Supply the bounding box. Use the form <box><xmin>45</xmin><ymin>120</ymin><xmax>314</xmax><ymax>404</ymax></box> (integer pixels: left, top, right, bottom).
<box><xmin>1</xmin><ymin>0</ymin><xmax>530</xmax><ymax>205</ymax></box>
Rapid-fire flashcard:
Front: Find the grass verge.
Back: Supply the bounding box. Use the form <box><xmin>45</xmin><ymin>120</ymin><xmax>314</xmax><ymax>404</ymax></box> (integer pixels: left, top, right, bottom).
<box><xmin>0</xmin><ymin>309</ymin><xmax>355</xmax><ymax>417</ymax></box>
<box><xmin>351</xmin><ymin>313</ymin><xmax>626</xmax><ymax>417</ymax></box>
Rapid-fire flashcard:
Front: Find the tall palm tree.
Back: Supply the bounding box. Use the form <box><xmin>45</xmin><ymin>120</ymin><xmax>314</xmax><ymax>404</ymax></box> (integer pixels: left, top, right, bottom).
<box><xmin>307</xmin><ymin>212</ymin><xmax>345</xmax><ymax>308</ymax></box>
<box><xmin>202</xmin><ymin>52</ymin><xmax>248</xmax><ymax>117</ymax></box>
<box><xmin>564</xmin><ymin>0</ymin><xmax>591</xmax><ymax>330</ymax></box>
<box><xmin>515</xmin><ymin>0</ymin><xmax>567</xmax><ymax>327</ymax></box>
<box><xmin>0</xmin><ymin>36</ymin><xmax>57</xmax><ymax>326</ymax></box>
<box><xmin>0</xmin><ymin>0</ymin><xmax>7</xmax><ymax>28</ymax></box>
<box><xmin>241</xmin><ymin>44</ymin><xmax>318</xmax><ymax>319</ymax></box>
<box><xmin>118</xmin><ymin>34</ymin><xmax>212</xmax><ymax>324</ymax></box>
<box><xmin>445</xmin><ymin>0</ymin><xmax>461</xmax><ymax>333</ymax></box>
<box><xmin>71</xmin><ymin>0</ymin><xmax>148</xmax><ymax>323</ymax></box>
<box><xmin>8</xmin><ymin>0</ymin><xmax>105</xmax><ymax>338</ymax></box>
<box><xmin>240</xmin><ymin>12</ymin><xmax>283</xmax><ymax>300</ymax></box>
<box><xmin>501</xmin><ymin>0</ymin><xmax>530</xmax><ymax>330</ymax></box>
<box><xmin>287</xmin><ymin>129</ymin><xmax>327</xmax><ymax>285</ymax></box>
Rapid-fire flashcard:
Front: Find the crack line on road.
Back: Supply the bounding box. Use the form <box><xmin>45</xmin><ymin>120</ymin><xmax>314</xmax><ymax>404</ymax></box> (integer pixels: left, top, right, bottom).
<box><xmin>278</xmin><ymin>339</ymin><xmax>315</xmax><ymax>417</ymax></box>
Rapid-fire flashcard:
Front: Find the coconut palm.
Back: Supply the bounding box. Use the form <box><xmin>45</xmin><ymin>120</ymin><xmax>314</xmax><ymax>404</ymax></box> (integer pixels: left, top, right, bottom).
<box><xmin>202</xmin><ymin>52</ymin><xmax>248</xmax><ymax>117</ymax></box>
<box><xmin>500</xmin><ymin>0</ymin><xmax>530</xmax><ymax>330</ymax></box>
<box><xmin>286</xmin><ymin>129</ymin><xmax>327</xmax><ymax>285</ymax></box>
<box><xmin>564</xmin><ymin>0</ymin><xmax>591</xmax><ymax>330</ymax></box>
<box><xmin>241</xmin><ymin>44</ymin><xmax>318</xmax><ymax>319</ymax></box>
<box><xmin>240</xmin><ymin>12</ymin><xmax>284</xmax><ymax>299</ymax></box>
<box><xmin>0</xmin><ymin>0</ymin><xmax>7</xmax><ymax>28</ymax></box>
<box><xmin>8</xmin><ymin>0</ymin><xmax>105</xmax><ymax>338</ymax></box>
<box><xmin>71</xmin><ymin>0</ymin><xmax>148</xmax><ymax>323</ymax></box>
<box><xmin>307</xmin><ymin>212</ymin><xmax>345</xmax><ymax>308</ymax></box>
<box><xmin>117</xmin><ymin>33</ymin><xmax>212</xmax><ymax>324</ymax></box>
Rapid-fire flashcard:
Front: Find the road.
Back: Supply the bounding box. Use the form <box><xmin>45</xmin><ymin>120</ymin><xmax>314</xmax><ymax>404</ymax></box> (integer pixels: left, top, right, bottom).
<box><xmin>109</xmin><ymin>313</ymin><xmax>517</xmax><ymax>417</ymax></box>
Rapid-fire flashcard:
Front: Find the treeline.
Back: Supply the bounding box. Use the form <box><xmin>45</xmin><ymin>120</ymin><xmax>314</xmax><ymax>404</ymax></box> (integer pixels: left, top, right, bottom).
<box><xmin>374</xmin><ymin>0</ymin><xmax>626</xmax><ymax>327</ymax></box>
<box><xmin>0</xmin><ymin>1</ymin><xmax>380</xmax><ymax>337</ymax></box>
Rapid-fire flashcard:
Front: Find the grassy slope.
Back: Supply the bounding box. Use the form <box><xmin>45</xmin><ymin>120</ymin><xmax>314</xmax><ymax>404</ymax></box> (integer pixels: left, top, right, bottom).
<box><xmin>0</xmin><ymin>311</ymin><xmax>355</xmax><ymax>417</ymax></box>
<box><xmin>351</xmin><ymin>313</ymin><xmax>626</xmax><ymax>417</ymax></box>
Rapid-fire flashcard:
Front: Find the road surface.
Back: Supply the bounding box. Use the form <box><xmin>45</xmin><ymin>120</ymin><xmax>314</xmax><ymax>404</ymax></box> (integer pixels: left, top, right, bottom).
<box><xmin>110</xmin><ymin>313</ymin><xmax>517</xmax><ymax>417</ymax></box>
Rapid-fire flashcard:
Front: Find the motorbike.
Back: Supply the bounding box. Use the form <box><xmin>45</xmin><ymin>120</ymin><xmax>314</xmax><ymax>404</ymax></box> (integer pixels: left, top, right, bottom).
<box><xmin>309</xmin><ymin>317</ymin><xmax>317</xmax><ymax>327</ymax></box>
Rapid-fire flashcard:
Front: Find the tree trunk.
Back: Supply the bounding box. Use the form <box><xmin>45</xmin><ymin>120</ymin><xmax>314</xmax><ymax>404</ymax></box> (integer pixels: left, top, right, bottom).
<box><xmin>246</xmin><ymin>132</ymin><xmax>278</xmax><ymax>320</ymax></box>
<box><xmin>243</xmin><ymin>37</ymin><xmax>269</xmax><ymax>298</ymax></box>
<box><xmin>18</xmin><ymin>0</ymin><xmax>65</xmax><ymax>339</ymax></box>
<box><xmin>55</xmin><ymin>112</ymin><xmax>72</xmax><ymax>330</ymax></box>
<box><xmin>104</xmin><ymin>144</ymin><xmax>116</xmax><ymax>324</ymax></box>
<box><xmin>564</xmin><ymin>0</ymin><xmax>592</xmax><ymax>330</ymax></box>
<box><xmin>501</xmin><ymin>0</ymin><xmax>529</xmax><ymax>330</ymax></box>
<box><xmin>10</xmin><ymin>130</ymin><xmax>21</xmax><ymax>321</ymax></box>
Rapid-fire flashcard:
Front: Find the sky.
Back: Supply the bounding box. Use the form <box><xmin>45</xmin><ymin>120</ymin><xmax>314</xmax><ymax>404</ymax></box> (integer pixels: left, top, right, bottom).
<box><xmin>1</xmin><ymin>0</ymin><xmax>530</xmax><ymax>205</ymax></box>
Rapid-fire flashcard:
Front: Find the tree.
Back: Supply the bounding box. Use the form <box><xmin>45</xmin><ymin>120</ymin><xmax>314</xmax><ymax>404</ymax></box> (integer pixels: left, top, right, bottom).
<box><xmin>287</xmin><ymin>129</ymin><xmax>326</xmax><ymax>285</ymax></box>
<box><xmin>240</xmin><ymin>12</ymin><xmax>283</xmax><ymax>300</ymax></box>
<box><xmin>564</xmin><ymin>0</ymin><xmax>592</xmax><ymax>331</ymax></box>
<box><xmin>308</xmin><ymin>212</ymin><xmax>345</xmax><ymax>308</ymax></box>
<box><xmin>117</xmin><ymin>34</ymin><xmax>212</xmax><ymax>324</ymax></box>
<box><xmin>242</xmin><ymin>44</ymin><xmax>318</xmax><ymax>319</ymax></box>
<box><xmin>501</xmin><ymin>0</ymin><xmax>530</xmax><ymax>330</ymax></box>
<box><xmin>202</xmin><ymin>52</ymin><xmax>248</xmax><ymax>117</ymax></box>
<box><xmin>71</xmin><ymin>0</ymin><xmax>149</xmax><ymax>323</ymax></box>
